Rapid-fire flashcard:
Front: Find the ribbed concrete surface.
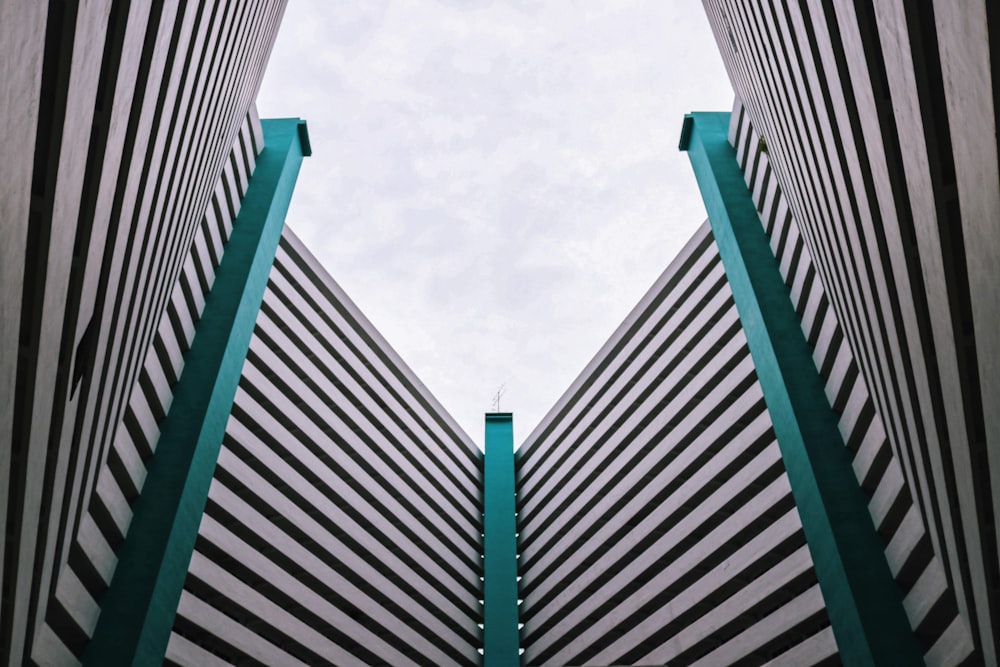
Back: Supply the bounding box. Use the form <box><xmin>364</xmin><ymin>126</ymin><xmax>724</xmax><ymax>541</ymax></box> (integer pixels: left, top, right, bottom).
<box><xmin>516</xmin><ymin>223</ymin><xmax>838</xmax><ymax>666</ymax></box>
<box><xmin>704</xmin><ymin>0</ymin><xmax>996</xmax><ymax>659</ymax></box>
<box><xmin>165</xmin><ymin>230</ymin><xmax>483</xmax><ymax>667</ymax></box>
<box><xmin>1</xmin><ymin>3</ymin><xmax>286</xmax><ymax>663</ymax></box>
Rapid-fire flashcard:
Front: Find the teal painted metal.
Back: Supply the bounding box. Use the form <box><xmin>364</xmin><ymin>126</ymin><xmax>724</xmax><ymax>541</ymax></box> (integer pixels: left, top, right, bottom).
<box><xmin>484</xmin><ymin>412</ymin><xmax>520</xmax><ymax>667</ymax></box>
<box><xmin>82</xmin><ymin>119</ymin><xmax>309</xmax><ymax>666</ymax></box>
<box><xmin>681</xmin><ymin>112</ymin><xmax>922</xmax><ymax>666</ymax></box>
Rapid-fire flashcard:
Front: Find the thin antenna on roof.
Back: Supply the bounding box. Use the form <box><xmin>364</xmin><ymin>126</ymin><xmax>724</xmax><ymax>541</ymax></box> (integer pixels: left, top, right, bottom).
<box><xmin>491</xmin><ymin>383</ymin><xmax>506</xmax><ymax>412</ymax></box>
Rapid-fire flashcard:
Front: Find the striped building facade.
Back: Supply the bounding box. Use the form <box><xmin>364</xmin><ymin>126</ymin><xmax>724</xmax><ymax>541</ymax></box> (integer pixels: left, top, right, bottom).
<box><xmin>1</xmin><ymin>1</ymin><xmax>290</xmax><ymax>663</ymax></box>
<box><xmin>4</xmin><ymin>1</ymin><xmax>999</xmax><ymax>666</ymax></box>
<box><xmin>514</xmin><ymin>100</ymin><xmax>983</xmax><ymax>665</ymax></box>
<box><xmin>1</xmin><ymin>3</ymin><xmax>483</xmax><ymax>666</ymax></box>
<box><xmin>515</xmin><ymin>0</ymin><xmax>999</xmax><ymax>663</ymax></box>
<box><xmin>516</xmin><ymin>218</ymin><xmax>844</xmax><ymax>665</ymax></box>
<box><xmin>159</xmin><ymin>223</ymin><xmax>483</xmax><ymax>667</ymax></box>
<box><xmin>701</xmin><ymin>0</ymin><xmax>999</xmax><ymax>662</ymax></box>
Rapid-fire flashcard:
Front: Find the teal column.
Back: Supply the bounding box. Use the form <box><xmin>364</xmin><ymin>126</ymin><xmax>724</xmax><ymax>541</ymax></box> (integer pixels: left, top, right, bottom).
<box><xmin>483</xmin><ymin>413</ymin><xmax>520</xmax><ymax>667</ymax></box>
<box><xmin>680</xmin><ymin>112</ymin><xmax>922</xmax><ymax>666</ymax></box>
<box><xmin>83</xmin><ymin>118</ymin><xmax>310</xmax><ymax>666</ymax></box>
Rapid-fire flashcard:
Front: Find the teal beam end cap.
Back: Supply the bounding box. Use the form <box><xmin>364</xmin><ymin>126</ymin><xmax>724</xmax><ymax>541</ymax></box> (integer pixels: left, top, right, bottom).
<box><xmin>486</xmin><ymin>412</ymin><xmax>513</xmax><ymax>422</ymax></box>
<box><xmin>297</xmin><ymin>120</ymin><xmax>312</xmax><ymax>157</ymax></box>
<box><xmin>678</xmin><ymin>114</ymin><xmax>694</xmax><ymax>151</ymax></box>
<box><xmin>262</xmin><ymin>117</ymin><xmax>312</xmax><ymax>157</ymax></box>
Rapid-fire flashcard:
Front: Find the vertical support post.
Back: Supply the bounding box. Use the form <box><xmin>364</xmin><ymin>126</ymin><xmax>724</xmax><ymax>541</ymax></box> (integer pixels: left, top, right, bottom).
<box><xmin>681</xmin><ymin>112</ymin><xmax>922</xmax><ymax>666</ymax></box>
<box><xmin>484</xmin><ymin>412</ymin><xmax>520</xmax><ymax>667</ymax></box>
<box><xmin>83</xmin><ymin>119</ymin><xmax>309</xmax><ymax>666</ymax></box>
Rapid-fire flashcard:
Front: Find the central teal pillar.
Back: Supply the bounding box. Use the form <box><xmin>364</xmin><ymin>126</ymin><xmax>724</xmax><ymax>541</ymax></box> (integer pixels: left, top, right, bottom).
<box><xmin>83</xmin><ymin>118</ymin><xmax>310</xmax><ymax>666</ymax></box>
<box><xmin>681</xmin><ymin>112</ymin><xmax>922</xmax><ymax>666</ymax></box>
<box><xmin>484</xmin><ymin>412</ymin><xmax>520</xmax><ymax>667</ymax></box>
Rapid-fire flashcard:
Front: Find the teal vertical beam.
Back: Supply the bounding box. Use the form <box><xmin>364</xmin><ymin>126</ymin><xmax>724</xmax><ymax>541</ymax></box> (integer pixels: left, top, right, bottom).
<box><xmin>83</xmin><ymin>118</ymin><xmax>309</xmax><ymax>666</ymax></box>
<box><xmin>680</xmin><ymin>112</ymin><xmax>922</xmax><ymax>666</ymax></box>
<box><xmin>484</xmin><ymin>412</ymin><xmax>520</xmax><ymax>667</ymax></box>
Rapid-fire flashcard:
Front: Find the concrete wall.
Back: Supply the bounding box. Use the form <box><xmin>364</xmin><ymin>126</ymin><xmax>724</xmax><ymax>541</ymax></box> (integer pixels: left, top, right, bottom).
<box><xmin>729</xmin><ymin>100</ymin><xmax>972</xmax><ymax>665</ymax></box>
<box><xmin>164</xmin><ymin>230</ymin><xmax>484</xmax><ymax>667</ymax></box>
<box><xmin>0</xmin><ymin>3</ymin><xmax>287</xmax><ymax>663</ymax></box>
<box><xmin>702</xmin><ymin>0</ymin><xmax>999</xmax><ymax>660</ymax></box>
<box><xmin>516</xmin><ymin>223</ymin><xmax>838</xmax><ymax>666</ymax></box>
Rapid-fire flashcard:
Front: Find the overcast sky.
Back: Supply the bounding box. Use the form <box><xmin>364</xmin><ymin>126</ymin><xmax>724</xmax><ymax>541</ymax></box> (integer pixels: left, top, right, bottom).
<box><xmin>256</xmin><ymin>1</ymin><xmax>734</xmax><ymax>449</ymax></box>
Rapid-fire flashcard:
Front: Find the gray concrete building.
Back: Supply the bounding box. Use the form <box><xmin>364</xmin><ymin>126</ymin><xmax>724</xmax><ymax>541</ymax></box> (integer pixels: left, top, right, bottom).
<box><xmin>1</xmin><ymin>3</ymin><xmax>484</xmax><ymax>664</ymax></box>
<box><xmin>0</xmin><ymin>2</ymin><xmax>291</xmax><ymax>663</ymax></box>
<box><xmin>515</xmin><ymin>2</ymin><xmax>999</xmax><ymax>664</ymax></box>
<box><xmin>2</xmin><ymin>1</ymin><xmax>998</xmax><ymax>666</ymax></box>
<box><xmin>702</xmin><ymin>1</ymin><xmax>1000</xmax><ymax>662</ymax></box>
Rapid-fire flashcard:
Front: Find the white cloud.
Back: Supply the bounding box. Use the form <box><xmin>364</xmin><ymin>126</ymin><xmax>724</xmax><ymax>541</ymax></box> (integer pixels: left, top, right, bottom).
<box><xmin>257</xmin><ymin>0</ymin><xmax>733</xmax><ymax>447</ymax></box>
